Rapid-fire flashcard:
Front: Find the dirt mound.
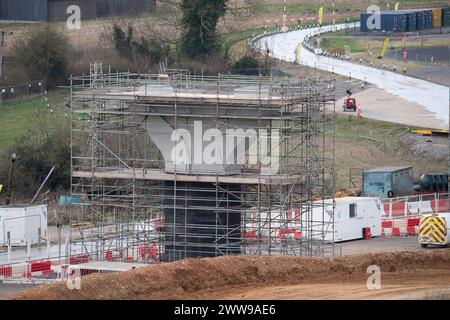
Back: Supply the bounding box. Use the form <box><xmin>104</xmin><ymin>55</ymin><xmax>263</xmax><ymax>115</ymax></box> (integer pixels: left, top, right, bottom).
<box><xmin>399</xmin><ymin>134</ymin><xmax>449</xmax><ymax>161</ymax></box>
<box><xmin>11</xmin><ymin>250</ymin><xmax>450</xmax><ymax>300</ymax></box>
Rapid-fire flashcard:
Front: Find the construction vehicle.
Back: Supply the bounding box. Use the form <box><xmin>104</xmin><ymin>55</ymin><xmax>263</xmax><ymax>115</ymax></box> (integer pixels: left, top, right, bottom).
<box><xmin>343</xmin><ymin>97</ymin><xmax>358</xmax><ymax>112</ymax></box>
<box><xmin>342</xmin><ymin>89</ymin><xmax>358</xmax><ymax>112</ymax></box>
<box><xmin>419</xmin><ymin>212</ymin><xmax>450</xmax><ymax>248</ymax></box>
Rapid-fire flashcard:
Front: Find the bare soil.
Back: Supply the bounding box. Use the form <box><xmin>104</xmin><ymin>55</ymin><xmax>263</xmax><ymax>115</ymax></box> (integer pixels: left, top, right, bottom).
<box><xmin>10</xmin><ymin>250</ymin><xmax>450</xmax><ymax>300</ymax></box>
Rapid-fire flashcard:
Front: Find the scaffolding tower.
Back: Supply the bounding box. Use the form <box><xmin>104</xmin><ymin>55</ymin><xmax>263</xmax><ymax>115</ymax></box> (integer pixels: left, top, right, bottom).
<box><xmin>68</xmin><ymin>71</ymin><xmax>337</xmax><ymax>264</ymax></box>
<box><xmin>89</xmin><ymin>62</ymin><xmax>104</xmax><ymax>89</ymax></box>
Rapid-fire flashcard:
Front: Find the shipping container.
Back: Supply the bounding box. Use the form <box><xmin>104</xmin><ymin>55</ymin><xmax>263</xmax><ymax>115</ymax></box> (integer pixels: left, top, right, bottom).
<box><xmin>402</xmin><ymin>11</ymin><xmax>418</xmax><ymax>32</ymax></box>
<box><xmin>363</xmin><ymin>166</ymin><xmax>414</xmax><ymax>198</ymax></box>
<box><xmin>443</xmin><ymin>7</ymin><xmax>450</xmax><ymax>27</ymax></box>
<box><xmin>381</xmin><ymin>12</ymin><xmax>408</xmax><ymax>32</ymax></box>
<box><xmin>360</xmin><ymin>11</ymin><xmax>409</xmax><ymax>32</ymax></box>
<box><xmin>432</xmin><ymin>8</ymin><xmax>443</xmax><ymax>28</ymax></box>
<box><xmin>425</xmin><ymin>10</ymin><xmax>433</xmax><ymax>28</ymax></box>
<box><xmin>405</xmin><ymin>9</ymin><xmax>433</xmax><ymax>30</ymax></box>
<box><xmin>360</xmin><ymin>13</ymin><xmax>370</xmax><ymax>32</ymax></box>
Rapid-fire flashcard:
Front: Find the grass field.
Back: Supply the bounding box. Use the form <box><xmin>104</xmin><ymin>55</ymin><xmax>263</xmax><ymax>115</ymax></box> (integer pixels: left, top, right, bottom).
<box><xmin>332</xmin><ymin>115</ymin><xmax>447</xmax><ymax>189</ymax></box>
<box><xmin>0</xmin><ymin>90</ymin><xmax>68</xmax><ymax>149</ymax></box>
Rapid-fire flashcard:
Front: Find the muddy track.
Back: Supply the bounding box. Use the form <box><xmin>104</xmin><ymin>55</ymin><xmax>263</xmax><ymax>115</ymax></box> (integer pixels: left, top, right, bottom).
<box><xmin>10</xmin><ymin>250</ymin><xmax>450</xmax><ymax>300</ymax></box>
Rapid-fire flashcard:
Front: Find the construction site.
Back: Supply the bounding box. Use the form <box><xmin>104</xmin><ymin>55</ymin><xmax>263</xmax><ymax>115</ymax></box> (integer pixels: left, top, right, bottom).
<box><xmin>0</xmin><ymin>0</ymin><xmax>450</xmax><ymax>304</ymax></box>
<box><xmin>67</xmin><ymin>67</ymin><xmax>336</xmax><ymax>263</ymax></box>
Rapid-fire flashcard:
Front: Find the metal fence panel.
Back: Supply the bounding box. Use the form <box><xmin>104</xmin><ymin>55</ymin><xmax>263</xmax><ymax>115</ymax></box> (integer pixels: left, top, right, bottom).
<box><xmin>0</xmin><ymin>80</ymin><xmax>44</xmax><ymax>104</ymax></box>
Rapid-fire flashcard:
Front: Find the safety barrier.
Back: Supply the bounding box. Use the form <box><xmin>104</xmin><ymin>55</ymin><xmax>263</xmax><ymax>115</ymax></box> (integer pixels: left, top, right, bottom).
<box><xmin>137</xmin><ymin>244</ymin><xmax>160</xmax><ymax>262</ymax></box>
<box><xmin>382</xmin><ymin>193</ymin><xmax>448</xmax><ymax>217</ymax></box>
<box><xmin>0</xmin><ymin>260</ymin><xmax>56</xmax><ymax>281</ymax></box>
<box><xmin>382</xmin><ymin>217</ymin><xmax>421</xmax><ymax>237</ymax></box>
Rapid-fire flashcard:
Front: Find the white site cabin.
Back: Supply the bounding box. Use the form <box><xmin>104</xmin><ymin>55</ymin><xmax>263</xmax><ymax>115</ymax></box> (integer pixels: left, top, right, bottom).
<box><xmin>0</xmin><ymin>205</ymin><xmax>48</xmax><ymax>247</ymax></box>
<box><xmin>311</xmin><ymin>197</ymin><xmax>382</xmax><ymax>242</ymax></box>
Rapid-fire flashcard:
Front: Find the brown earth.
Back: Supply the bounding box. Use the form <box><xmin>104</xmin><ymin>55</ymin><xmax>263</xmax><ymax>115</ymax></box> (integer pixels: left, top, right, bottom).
<box><xmin>0</xmin><ymin>0</ymin><xmax>399</xmax><ymax>51</ymax></box>
<box><xmin>10</xmin><ymin>250</ymin><xmax>450</xmax><ymax>300</ymax></box>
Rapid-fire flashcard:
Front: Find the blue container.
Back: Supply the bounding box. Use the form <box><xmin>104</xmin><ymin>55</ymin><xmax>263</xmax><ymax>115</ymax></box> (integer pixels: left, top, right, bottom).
<box><xmin>363</xmin><ymin>166</ymin><xmax>414</xmax><ymax>198</ymax></box>
<box><xmin>404</xmin><ymin>12</ymin><xmax>417</xmax><ymax>31</ymax></box>
<box><xmin>383</xmin><ymin>12</ymin><xmax>408</xmax><ymax>32</ymax></box>
<box><xmin>361</xmin><ymin>11</ymin><xmax>407</xmax><ymax>32</ymax></box>
<box><xmin>408</xmin><ymin>9</ymin><xmax>432</xmax><ymax>30</ymax></box>
<box><xmin>360</xmin><ymin>13</ymin><xmax>370</xmax><ymax>32</ymax></box>
<box><xmin>442</xmin><ymin>8</ymin><xmax>450</xmax><ymax>27</ymax></box>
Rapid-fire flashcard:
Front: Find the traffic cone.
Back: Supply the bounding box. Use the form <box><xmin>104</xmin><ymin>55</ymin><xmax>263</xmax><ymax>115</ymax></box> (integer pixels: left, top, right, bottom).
<box><xmin>356</xmin><ymin>107</ymin><xmax>361</xmax><ymax>119</ymax></box>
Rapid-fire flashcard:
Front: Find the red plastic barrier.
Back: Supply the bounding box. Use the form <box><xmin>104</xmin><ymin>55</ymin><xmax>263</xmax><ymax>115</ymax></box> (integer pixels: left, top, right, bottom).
<box><xmin>407</xmin><ymin>218</ymin><xmax>420</xmax><ymax>227</ymax></box>
<box><xmin>69</xmin><ymin>256</ymin><xmax>89</xmax><ymax>265</ymax></box>
<box><xmin>279</xmin><ymin>228</ymin><xmax>300</xmax><ymax>240</ymax></box>
<box><xmin>364</xmin><ymin>227</ymin><xmax>371</xmax><ymax>240</ymax></box>
<box><xmin>139</xmin><ymin>245</ymin><xmax>158</xmax><ymax>260</ymax></box>
<box><xmin>383</xmin><ymin>202</ymin><xmax>406</xmax><ymax>216</ymax></box>
<box><xmin>41</xmin><ymin>270</ymin><xmax>54</xmax><ymax>275</ymax></box>
<box><xmin>431</xmin><ymin>199</ymin><xmax>448</xmax><ymax>213</ymax></box>
<box><xmin>30</xmin><ymin>261</ymin><xmax>52</xmax><ymax>273</ymax></box>
<box><xmin>245</xmin><ymin>231</ymin><xmax>257</xmax><ymax>239</ymax></box>
<box><xmin>382</xmin><ymin>220</ymin><xmax>393</xmax><ymax>228</ymax></box>
<box><xmin>392</xmin><ymin>228</ymin><xmax>401</xmax><ymax>236</ymax></box>
<box><xmin>391</xmin><ymin>202</ymin><xmax>406</xmax><ymax>216</ymax></box>
<box><xmin>0</xmin><ymin>266</ymin><xmax>12</xmax><ymax>277</ymax></box>
<box><xmin>407</xmin><ymin>227</ymin><xmax>418</xmax><ymax>236</ymax></box>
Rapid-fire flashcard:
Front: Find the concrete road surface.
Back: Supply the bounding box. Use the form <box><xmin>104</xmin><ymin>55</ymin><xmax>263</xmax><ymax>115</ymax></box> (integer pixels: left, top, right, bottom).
<box><xmin>335</xmin><ymin>87</ymin><xmax>447</xmax><ymax>129</ymax></box>
<box><xmin>255</xmin><ymin>24</ymin><xmax>449</xmax><ymax>129</ymax></box>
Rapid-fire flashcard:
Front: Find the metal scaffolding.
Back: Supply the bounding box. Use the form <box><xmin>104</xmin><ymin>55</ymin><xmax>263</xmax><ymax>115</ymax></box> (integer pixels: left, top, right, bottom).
<box><xmin>68</xmin><ymin>69</ymin><xmax>337</xmax><ymax>264</ymax></box>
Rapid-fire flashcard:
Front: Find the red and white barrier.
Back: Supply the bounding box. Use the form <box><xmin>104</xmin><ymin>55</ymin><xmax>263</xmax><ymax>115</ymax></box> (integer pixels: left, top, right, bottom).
<box><xmin>432</xmin><ymin>199</ymin><xmax>448</xmax><ymax>213</ymax></box>
<box><xmin>0</xmin><ymin>260</ymin><xmax>56</xmax><ymax>281</ymax></box>
<box><xmin>407</xmin><ymin>201</ymin><xmax>433</xmax><ymax>216</ymax></box>
<box><xmin>381</xmin><ymin>217</ymin><xmax>420</xmax><ymax>237</ymax></box>
<box><xmin>382</xmin><ymin>194</ymin><xmax>448</xmax><ymax>218</ymax></box>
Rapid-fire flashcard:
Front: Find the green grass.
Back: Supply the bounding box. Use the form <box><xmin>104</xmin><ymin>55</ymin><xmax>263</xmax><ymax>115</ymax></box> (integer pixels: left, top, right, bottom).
<box><xmin>331</xmin><ymin>114</ymin><xmax>447</xmax><ymax>189</ymax></box>
<box><xmin>335</xmin><ymin>115</ymin><xmax>409</xmax><ymax>140</ymax></box>
<box><xmin>320</xmin><ymin>37</ymin><xmax>368</xmax><ymax>54</ymax></box>
<box><xmin>0</xmin><ymin>90</ymin><xmax>68</xmax><ymax>149</ymax></box>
